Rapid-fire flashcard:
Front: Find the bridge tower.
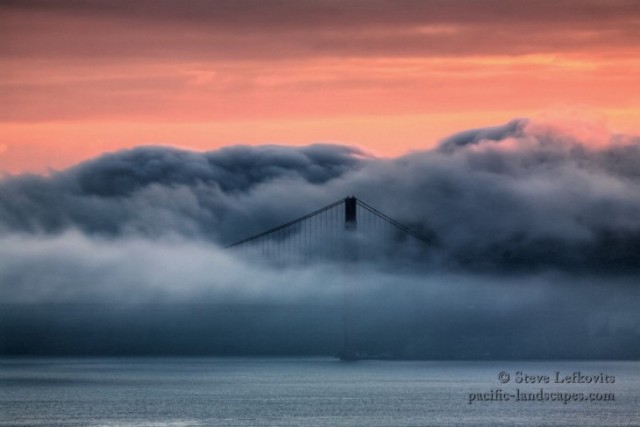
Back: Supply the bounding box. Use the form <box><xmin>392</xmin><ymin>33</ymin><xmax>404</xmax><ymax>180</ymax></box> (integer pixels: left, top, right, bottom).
<box><xmin>345</xmin><ymin>196</ymin><xmax>357</xmax><ymax>230</ymax></box>
<box><xmin>341</xmin><ymin>196</ymin><xmax>358</xmax><ymax>360</ymax></box>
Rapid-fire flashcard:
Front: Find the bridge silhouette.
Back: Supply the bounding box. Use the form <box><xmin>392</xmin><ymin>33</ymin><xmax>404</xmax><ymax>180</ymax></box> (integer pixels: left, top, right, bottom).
<box><xmin>227</xmin><ymin>196</ymin><xmax>434</xmax><ymax>360</ymax></box>
<box><xmin>227</xmin><ymin>196</ymin><xmax>434</xmax><ymax>263</ymax></box>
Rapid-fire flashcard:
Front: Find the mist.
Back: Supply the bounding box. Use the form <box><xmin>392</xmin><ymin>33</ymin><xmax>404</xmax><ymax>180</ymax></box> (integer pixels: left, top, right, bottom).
<box><xmin>1</xmin><ymin>117</ymin><xmax>639</xmax><ymax>358</ymax></box>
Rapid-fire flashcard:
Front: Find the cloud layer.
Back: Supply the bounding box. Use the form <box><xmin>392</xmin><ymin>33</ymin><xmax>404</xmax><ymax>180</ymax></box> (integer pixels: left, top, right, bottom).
<box><xmin>2</xmin><ymin>117</ymin><xmax>640</xmax><ymax>272</ymax></box>
<box><xmin>4</xmin><ymin>0</ymin><xmax>640</xmax><ymax>60</ymax></box>
<box><xmin>1</xmin><ymin>118</ymin><xmax>640</xmax><ymax>357</ymax></box>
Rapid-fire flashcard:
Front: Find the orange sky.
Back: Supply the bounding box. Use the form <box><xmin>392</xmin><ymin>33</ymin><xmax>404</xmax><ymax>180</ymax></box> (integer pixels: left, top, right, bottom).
<box><xmin>2</xmin><ymin>0</ymin><xmax>640</xmax><ymax>173</ymax></box>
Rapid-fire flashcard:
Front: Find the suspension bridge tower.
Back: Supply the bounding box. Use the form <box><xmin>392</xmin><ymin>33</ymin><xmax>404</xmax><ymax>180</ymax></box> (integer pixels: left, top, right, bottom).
<box><xmin>340</xmin><ymin>196</ymin><xmax>358</xmax><ymax>360</ymax></box>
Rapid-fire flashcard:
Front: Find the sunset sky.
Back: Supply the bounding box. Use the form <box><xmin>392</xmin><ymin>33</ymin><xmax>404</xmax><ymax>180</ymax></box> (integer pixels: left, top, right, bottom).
<box><xmin>2</xmin><ymin>0</ymin><xmax>640</xmax><ymax>173</ymax></box>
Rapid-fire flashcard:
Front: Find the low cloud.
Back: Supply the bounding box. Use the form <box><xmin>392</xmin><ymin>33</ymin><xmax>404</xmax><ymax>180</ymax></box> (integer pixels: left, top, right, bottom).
<box><xmin>2</xmin><ymin>117</ymin><xmax>639</xmax><ymax>272</ymax></box>
<box><xmin>1</xmin><ymin>117</ymin><xmax>639</xmax><ymax>357</ymax></box>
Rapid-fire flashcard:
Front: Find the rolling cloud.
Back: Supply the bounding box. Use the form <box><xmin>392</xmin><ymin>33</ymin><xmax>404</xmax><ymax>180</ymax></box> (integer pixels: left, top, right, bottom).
<box><xmin>1</xmin><ymin>118</ymin><xmax>639</xmax><ymax>357</ymax></box>
<box><xmin>2</xmin><ymin>117</ymin><xmax>640</xmax><ymax>272</ymax></box>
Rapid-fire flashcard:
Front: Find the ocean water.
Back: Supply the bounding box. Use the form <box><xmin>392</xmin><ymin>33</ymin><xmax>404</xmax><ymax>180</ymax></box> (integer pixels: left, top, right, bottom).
<box><xmin>1</xmin><ymin>358</ymin><xmax>638</xmax><ymax>426</ymax></box>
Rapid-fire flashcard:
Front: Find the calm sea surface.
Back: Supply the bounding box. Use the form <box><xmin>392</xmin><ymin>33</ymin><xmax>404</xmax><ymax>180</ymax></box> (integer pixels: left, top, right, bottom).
<box><xmin>1</xmin><ymin>358</ymin><xmax>638</xmax><ymax>426</ymax></box>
